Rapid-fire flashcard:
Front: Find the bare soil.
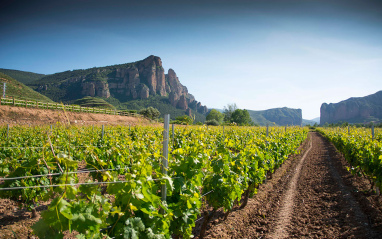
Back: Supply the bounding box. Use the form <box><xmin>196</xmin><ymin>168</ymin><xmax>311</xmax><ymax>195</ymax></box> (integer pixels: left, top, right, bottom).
<box><xmin>0</xmin><ymin>105</ymin><xmax>152</xmax><ymax>126</ymax></box>
<box><xmin>197</xmin><ymin>132</ymin><xmax>382</xmax><ymax>239</ymax></box>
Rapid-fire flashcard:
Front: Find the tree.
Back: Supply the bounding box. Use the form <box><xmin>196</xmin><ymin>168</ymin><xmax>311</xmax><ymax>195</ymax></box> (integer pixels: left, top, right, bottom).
<box><xmin>231</xmin><ymin>109</ymin><xmax>253</xmax><ymax>126</ymax></box>
<box><xmin>223</xmin><ymin>103</ymin><xmax>238</xmax><ymax>123</ymax></box>
<box><xmin>139</xmin><ymin>107</ymin><xmax>160</xmax><ymax>120</ymax></box>
<box><xmin>206</xmin><ymin>109</ymin><xmax>224</xmax><ymax>125</ymax></box>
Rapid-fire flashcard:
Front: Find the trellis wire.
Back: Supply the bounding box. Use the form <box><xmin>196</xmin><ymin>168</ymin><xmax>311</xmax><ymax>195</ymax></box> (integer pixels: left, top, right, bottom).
<box><xmin>0</xmin><ymin>145</ymin><xmax>123</xmax><ymax>149</ymax></box>
<box><xmin>0</xmin><ymin>167</ymin><xmax>131</xmax><ymax>181</ymax></box>
<box><xmin>0</xmin><ymin>176</ymin><xmax>180</xmax><ymax>191</ymax></box>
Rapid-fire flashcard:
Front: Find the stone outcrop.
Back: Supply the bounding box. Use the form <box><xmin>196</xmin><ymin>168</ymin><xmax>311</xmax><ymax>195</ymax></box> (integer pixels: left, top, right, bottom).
<box><xmin>81</xmin><ymin>81</ymin><xmax>110</xmax><ymax>98</ymax></box>
<box><xmin>320</xmin><ymin>91</ymin><xmax>382</xmax><ymax>124</ymax></box>
<box><xmin>186</xmin><ymin>108</ymin><xmax>192</xmax><ymax>117</ymax></box>
<box><xmin>177</xmin><ymin>95</ymin><xmax>188</xmax><ymax>110</ymax></box>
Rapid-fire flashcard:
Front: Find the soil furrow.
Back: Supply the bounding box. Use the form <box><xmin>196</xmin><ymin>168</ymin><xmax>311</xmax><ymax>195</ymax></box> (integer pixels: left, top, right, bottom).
<box><xmin>287</xmin><ymin>132</ymin><xmax>381</xmax><ymax>238</ymax></box>
<box><xmin>268</xmin><ymin>138</ymin><xmax>313</xmax><ymax>239</ymax></box>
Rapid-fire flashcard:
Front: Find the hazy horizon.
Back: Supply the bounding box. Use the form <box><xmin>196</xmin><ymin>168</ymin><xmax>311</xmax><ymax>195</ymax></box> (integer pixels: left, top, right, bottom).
<box><xmin>1</xmin><ymin>0</ymin><xmax>381</xmax><ymax>119</ymax></box>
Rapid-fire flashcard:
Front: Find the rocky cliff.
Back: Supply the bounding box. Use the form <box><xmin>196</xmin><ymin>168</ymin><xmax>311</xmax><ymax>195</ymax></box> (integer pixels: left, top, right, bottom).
<box><xmin>320</xmin><ymin>91</ymin><xmax>382</xmax><ymax>124</ymax></box>
<box><xmin>30</xmin><ymin>55</ymin><xmax>208</xmax><ymax>115</ymax></box>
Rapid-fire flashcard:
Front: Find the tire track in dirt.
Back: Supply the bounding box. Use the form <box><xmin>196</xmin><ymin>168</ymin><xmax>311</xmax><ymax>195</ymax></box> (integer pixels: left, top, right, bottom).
<box><xmin>267</xmin><ymin>136</ymin><xmax>313</xmax><ymax>239</ymax></box>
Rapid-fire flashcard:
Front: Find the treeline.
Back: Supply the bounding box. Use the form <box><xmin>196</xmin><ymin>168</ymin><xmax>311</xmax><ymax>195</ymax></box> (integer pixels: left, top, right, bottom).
<box><xmin>206</xmin><ymin>103</ymin><xmax>254</xmax><ymax>126</ymax></box>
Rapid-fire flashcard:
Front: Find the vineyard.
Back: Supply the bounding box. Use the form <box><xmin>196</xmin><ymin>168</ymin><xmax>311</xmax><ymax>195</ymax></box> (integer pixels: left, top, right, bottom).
<box><xmin>318</xmin><ymin>127</ymin><xmax>382</xmax><ymax>194</ymax></box>
<box><xmin>0</xmin><ymin>122</ymin><xmax>308</xmax><ymax>238</ymax></box>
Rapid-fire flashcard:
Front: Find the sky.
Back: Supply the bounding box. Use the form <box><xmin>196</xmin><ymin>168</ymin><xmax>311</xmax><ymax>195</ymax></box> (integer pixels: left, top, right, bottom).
<box><xmin>1</xmin><ymin>0</ymin><xmax>382</xmax><ymax>120</ymax></box>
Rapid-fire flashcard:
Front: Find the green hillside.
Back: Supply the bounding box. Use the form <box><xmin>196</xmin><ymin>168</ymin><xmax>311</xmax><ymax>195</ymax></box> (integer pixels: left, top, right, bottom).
<box><xmin>302</xmin><ymin>119</ymin><xmax>317</xmax><ymax>126</ymax></box>
<box><xmin>74</xmin><ymin>96</ymin><xmax>115</xmax><ymax>109</ymax></box>
<box><xmin>0</xmin><ymin>68</ymin><xmax>45</xmax><ymax>84</ymax></box>
<box><xmin>104</xmin><ymin>96</ymin><xmax>206</xmax><ymax>122</ymax></box>
<box><xmin>247</xmin><ymin>107</ymin><xmax>302</xmax><ymax>126</ymax></box>
<box><xmin>0</xmin><ymin>72</ymin><xmax>54</xmax><ymax>102</ymax></box>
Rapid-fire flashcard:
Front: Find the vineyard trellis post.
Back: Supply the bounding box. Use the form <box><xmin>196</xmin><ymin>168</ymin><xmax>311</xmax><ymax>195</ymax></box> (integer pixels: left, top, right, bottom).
<box><xmin>172</xmin><ymin>124</ymin><xmax>174</xmax><ymax>146</ymax></box>
<box><xmin>7</xmin><ymin>124</ymin><xmax>9</xmax><ymax>139</ymax></box>
<box><xmin>2</xmin><ymin>82</ymin><xmax>5</xmax><ymax>98</ymax></box>
<box><xmin>348</xmin><ymin>125</ymin><xmax>350</xmax><ymax>135</ymax></box>
<box><xmin>102</xmin><ymin>125</ymin><xmax>104</xmax><ymax>140</ymax></box>
<box><xmin>161</xmin><ymin>114</ymin><xmax>170</xmax><ymax>214</ymax></box>
<box><xmin>371</xmin><ymin>123</ymin><xmax>375</xmax><ymax>140</ymax></box>
<box><xmin>266</xmin><ymin>124</ymin><xmax>269</xmax><ymax>137</ymax></box>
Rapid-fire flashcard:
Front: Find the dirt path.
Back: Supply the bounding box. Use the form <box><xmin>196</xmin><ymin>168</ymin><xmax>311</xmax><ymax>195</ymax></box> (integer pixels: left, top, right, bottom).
<box><xmin>268</xmin><ymin>136</ymin><xmax>312</xmax><ymax>238</ymax></box>
<box><xmin>201</xmin><ymin>132</ymin><xmax>382</xmax><ymax>239</ymax></box>
<box><xmin>285</xmin><ymin>132</ymin><xmax>380</xmax><ymax>238</ymax></box>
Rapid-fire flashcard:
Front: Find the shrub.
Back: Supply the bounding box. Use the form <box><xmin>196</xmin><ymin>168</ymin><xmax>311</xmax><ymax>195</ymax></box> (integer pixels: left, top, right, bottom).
<box><xmin>205</xmin><ymin>119</ymin><xmax>219</xmax><ymax>126</ymax></box>
<box><xmin>138</xmin><ymin>107</ymin><xmax>160</xmax><ymax>120</ymax></box>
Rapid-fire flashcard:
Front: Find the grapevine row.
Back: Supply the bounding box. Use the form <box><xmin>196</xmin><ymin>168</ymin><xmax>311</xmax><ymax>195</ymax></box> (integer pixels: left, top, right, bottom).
<box><xmin>317</xmin><ymin>127</ymin><xmax>382</xmax><ymax>193</ymax></box>
<box><xmin>0</xmin><ymin>124</ymin><xmax>308</xmax><ymax>238</ymax></box>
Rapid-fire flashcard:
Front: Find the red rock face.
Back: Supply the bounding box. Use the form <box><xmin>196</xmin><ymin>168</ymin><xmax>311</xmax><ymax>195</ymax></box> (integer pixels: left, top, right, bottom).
<box><xmin>320</xmin><ymin>91</ymin><xmax>382</xmax><ymax>124</ymax></box>
<box><xmin>140</xmin><ymin>85</ymin><xmax>149</xmax><ymax>99</ymax></box>
<box><xmin>186</xmin><ymin>108</ymin><xmax>192</xmax><ymax>117</ymax></box>
<box><xmin>81</xmin><ymin>81</ymin><xmax>110</xmax><ymax>98</ymax></box>
<box><xmin>177</xmin><ymin>95</ymin><xmax>188</xmax><ymax>110</ymax></box>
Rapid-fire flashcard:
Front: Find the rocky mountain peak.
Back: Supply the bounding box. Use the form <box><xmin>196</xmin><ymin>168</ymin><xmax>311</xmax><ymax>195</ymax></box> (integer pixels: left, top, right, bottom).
<box><xmin>34</xmin><ymin>55</ymin><xmax>208</xmax><ymax>115</ymax></box>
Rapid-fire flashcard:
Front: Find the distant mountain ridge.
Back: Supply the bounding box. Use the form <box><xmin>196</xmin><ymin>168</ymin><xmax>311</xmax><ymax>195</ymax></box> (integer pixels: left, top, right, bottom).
<box><xmin>320</xmin><ymin>91</ymin><xmax>382</xmax><ymax>124</ymax></box>
<box><xmin>247</xmin><ymin>107</ymin><xmax>302</xmax><ymax>126</ymax></box>
<box><xmin>25</xmin><ymin>55</ymin><xmax>207</xmax><ymax>119</ymax></box>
